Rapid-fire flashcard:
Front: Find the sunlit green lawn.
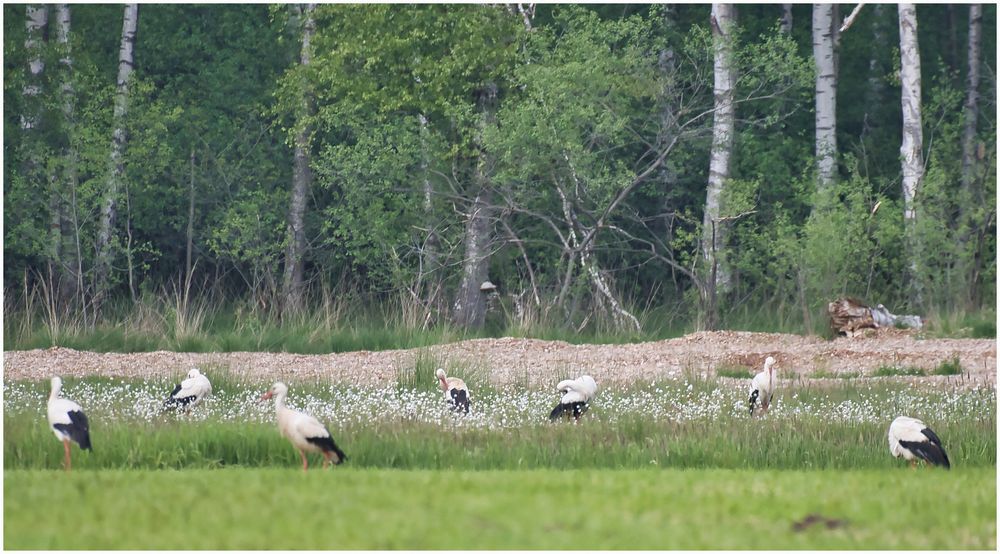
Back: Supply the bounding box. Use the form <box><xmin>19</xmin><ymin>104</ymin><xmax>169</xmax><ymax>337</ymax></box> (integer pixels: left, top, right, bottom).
<box><xmin>4</xmin><ymin>467</ymin><xmax>995</xmax><ymax>549</ymax></box>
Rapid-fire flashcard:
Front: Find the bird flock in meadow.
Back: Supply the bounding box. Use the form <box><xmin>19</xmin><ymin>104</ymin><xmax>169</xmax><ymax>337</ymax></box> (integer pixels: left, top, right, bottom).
<box><xmin>46</xmin><ymin>356</ymin><xmax>951</xmax><ymax>471</ymax></box>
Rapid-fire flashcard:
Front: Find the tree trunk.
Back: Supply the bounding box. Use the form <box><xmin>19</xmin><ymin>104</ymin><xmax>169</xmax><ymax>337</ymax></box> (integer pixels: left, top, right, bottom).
<box><xmin>863</xmin><ymin>3</ymin><xmax>887</xmax><ymax>133</ymax></box>
<box><xmin>452</xmin><ymin>83</ymin><xmax>498</xmax><ymax>331</ymax></box>
<box><xmin>897</xmin><ymin>3</ymin><xmax>924</xmax><ymax>307</ymax></box>
<box><xmin>418</xmin><ymin>112</ymin><xmax>440</xmax><ymax>302</ymax></box>
<box><xmin>452</xmin><ymin>169</ymin><xmax>495</xmax><ymax>330</ymax></box>
<box><xmin>657</xmin><ymin>7</ymin><xmax>683</xmax><ymax>301</ymax></box>
<box><xmin>21</xmin><ymin>5</ymin><xmax>47</xmax><ymax>133</ymax></box>
<box><xmin>186</xmin><ymin>149</ymin><xmax>196</xmax><ymax>281</ymax></box>
<box><xmin>701</xmin><ymin>3</ymin><xmax>736</xmax><ymax>329</ymax></box>
<box><xmin>780</xmin><ymin>4</ymin><xmax>793</xmax><ymax>34</ymax></box>
<box><xmin>281</xmin><ymin>3</ymin><xmax>316</xmax><ymax>316</ymax></box>
<box><xmin>813</xmin><ymin>4</ymin><xmax>838</xmax><ymax>189</ymax></box>
<box><xmin>94</xmin><ymin>3</ymin><xmax>138</xmax><ymax>312</ymax></box>
<box><xmin>55</xmin><ymin>4</ymin><xmax>81</xmax><ymax>303</ymax></box>
<box><xmin>960</xmin><ymin>5</ymin><xmax>982</xmax><ymax>200</ymax></box>
<box><xmin>960</xmin><ymin>4</ymin><xmax>983</xmax><ymax>305</ymax></box>
<box><xmin>22</xmin><ymin>5</ymin><xmax>54</xmax><ymax>283</ymax></box>
<box><xmin>947</xmin><ymin>4</ymin><xmax>959</xmax><ymax>70</ymax></box>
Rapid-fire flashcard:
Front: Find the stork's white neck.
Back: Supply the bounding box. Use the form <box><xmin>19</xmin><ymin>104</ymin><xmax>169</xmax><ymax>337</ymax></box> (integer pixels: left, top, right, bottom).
<box><xmin>49</xmin><ymin>381</ymin><xmax>62</xmax><ymax>401</ymax></box>
<box><xmin>272</xmin><ymin>390</ymin><xmax>287</xmax><ymax>410</ymax></box>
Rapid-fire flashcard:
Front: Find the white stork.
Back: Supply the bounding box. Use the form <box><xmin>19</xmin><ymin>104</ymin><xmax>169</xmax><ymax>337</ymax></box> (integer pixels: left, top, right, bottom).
<box><xmin>260</xmin><ymin>382</ymin><xmax>346</xmax><ymax>471</ymax></box>
<box><xmin>888</xmin><ymin>416</ymin><xmax>951</xmax><ymax>469</ymax></box>
<box><xmin>549</xmin><ymin>375</ymin><xmax>598</xmax><ymax>422</ymax></box>
<box><xmin>47</xmin><ymin>376</ymin><xmax>92</xmax><ymax>471</ymax></box>
<box><xmin>748</xmin><ymin>356</ymin><xmax>777</xmax><ymax>416</ymax></box>
<box><xmin>435</xmin><ymin>368</ymin><xmax>471</xmax><ymax>414</ymax></box>
<box><xmin>163</xmin><ymin>368</ymin><xmax>213</xmax><ymax>411</ymax></box>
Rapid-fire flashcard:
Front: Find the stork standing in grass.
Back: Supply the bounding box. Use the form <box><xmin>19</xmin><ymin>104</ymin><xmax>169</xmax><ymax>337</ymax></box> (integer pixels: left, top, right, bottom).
<box><xmin>889</xmin><ymin>416</ymin><xmax>951</xmax><ymax>469</ymax></box>
<box><xmin>260</xmin><ymin>382</ymin><xmax>346</xmax><ymax>471</ymax></box>
<box><xmin>163</xmin><ymin>368</ymin><xmax>213</xmax><ymax>411</ymax></box>
<box><xmin>748</xmin><ymin>356</ymin><xmax>777</xmax><ymax>416</ymax></box>
<box><xmin>435</xmin><ymin>368</ymin><xmax>471</xmax><ymax>414</ymax></box>
<box><xmin>549</xmin><ymin>375</ymin><xmax>598</xmax><ymax>422</ymax></box>
<box><xmin>47</xmin><ymin>377</ymin><xmax>92</xmax><ymax>471</ymax></box>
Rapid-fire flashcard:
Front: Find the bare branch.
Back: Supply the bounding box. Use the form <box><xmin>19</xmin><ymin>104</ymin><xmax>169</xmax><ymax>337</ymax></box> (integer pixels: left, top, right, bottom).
<box><xmin>839</xmin><ymin>3</ymin><xmax>865</xmax><ymax>33</ymax></box>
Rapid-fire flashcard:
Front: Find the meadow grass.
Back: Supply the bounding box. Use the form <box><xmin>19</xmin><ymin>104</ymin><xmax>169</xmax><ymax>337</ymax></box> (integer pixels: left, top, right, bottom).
<box><xmin>6</xmin><ymin>415</ymin><xmax>994</xmax><ymax>471</ymax></box>
<box><xmin>932</xmin><ymin>356</ymin><xmax>963</xmax><ymax>376</ymax></box>
<box><xmin>872</xmin><ymin>365</ymin><xmax>927</xmax><ymax>377</ymax></box>
<box><xmin>809</xmin><ymin>370</ymin><xmax>861</xmax><ymax>379</ymax></box>
<box><xmin>4</xmin><ymin>285</ymin><xmax>993</xmax><ymax>354</ymax></box>
<box><xmin>4</xmin><ymin>467</ymin><xmax>995</xmax><ymax>549</ymax></box>
<box><xmin>6</xmin><ymin>376</ymin><xmax>995</xmax><ymax>471</ymax></box>
<box><xmin>6</xmin><ymin>375</ymin><xmax>994</xmax><ymax>549</ymax></box>
<box><xmin>715</xmin><ymin>365</ymin><xmax>753</xmax><ymax>378</ymax></box>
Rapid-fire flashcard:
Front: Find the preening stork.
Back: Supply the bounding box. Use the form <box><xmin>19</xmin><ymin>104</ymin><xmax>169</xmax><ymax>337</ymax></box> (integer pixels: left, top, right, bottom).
<box><xmin>260</xmin><ymin>382</ymin><xmax>346</xmax><ymax>471</ymax></box>
<box><xmin>748</xmin><ymin>356</ymin><xmax>777</xmax><ymax>416</ymax></box>
<box><xmin>163</xmin><ymin>368</ymin><xmax>213</xmax><ymax>411</ymax></box>
<box><xmin>549</xmin><ymin>375</ymin><xmax>598</xmax><ymax>422</ymax></box>
<box><xmin>888</xmin><ymin>416</ymin><xmax>951</xmax><ymax>469</ymax></box>
<box><xmin>435</xmin><ymin>368</ymin><xmax>471</xmax><ymax>414</ymax></box>
<box><xmin>47</xmin><ymin>376</ymin><xmax>92</xmax><ymax>471</ymax></box>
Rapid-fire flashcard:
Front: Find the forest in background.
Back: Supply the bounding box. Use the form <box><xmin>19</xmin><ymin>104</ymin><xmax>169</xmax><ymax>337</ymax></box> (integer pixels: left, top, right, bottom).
<box><xmin>3</xmin><ymin>4</ymin><xmax>997</xmax><ymax>351</ymax></box>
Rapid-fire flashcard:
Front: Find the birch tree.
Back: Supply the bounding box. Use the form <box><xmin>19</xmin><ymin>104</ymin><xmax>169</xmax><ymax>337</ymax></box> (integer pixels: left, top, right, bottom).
<box><xmin>812</xmin><ymin>4</ymin><xmax>838</xmax><ymax>189</ymax></box>
<box><xmin>960</xmin><ymin>4</ymin><xmax>982</xmax><ymax>200</ymax></box>
<box><xmin>780</xmin><ymin>4</ymin><xmax>793</xmax><ymax>34</ymax></box>
<box><xmin>22</xmin><ymin>5</ymin><xmax>53</xmax><ymax>278</ymax></box>
<box><xmin>281</xmin><ymin>3</ymin><xmax>316</xmax><ymax>315</ymax></box>
<box><xmin>94</xmin><ymin>3</ymin><xmax>138</xmax><ymax>312</ymax></box>
<box><xmin>702</xmin><ymin>3</ymin><xmax>736</xmax><ymax>329</ymax></box>
<box><xmin>21</xmin><ymin>5</ymin><xmax>47</xmax><ymax>133</ymax></box>
<box><xmin>55</xmin><ymin>4</ymin><xmax>83</xmax><ymax>302</ymax></box>
<box><xmin>897</xmin><ymin>3</ymin><xmax>924</xmax><ymax>306</ymax></box>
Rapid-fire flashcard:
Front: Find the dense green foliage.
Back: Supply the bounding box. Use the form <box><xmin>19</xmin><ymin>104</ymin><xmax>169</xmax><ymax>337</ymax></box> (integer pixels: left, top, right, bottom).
<box><xmin>4</xmin><ymin>4</ymin><xmax>996</xmax><ymax>345</ymax></box>
<box><xmin>5</xmin><ymin>468</ymin><xmax>995</xmax><ymax>549</ymax></box>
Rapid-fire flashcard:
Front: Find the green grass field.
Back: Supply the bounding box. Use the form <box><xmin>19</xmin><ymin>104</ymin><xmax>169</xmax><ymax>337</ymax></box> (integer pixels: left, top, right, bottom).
<box><xmin>4</xmin><ymin>468</ymin><xmax>994</xmax><ymax>549</ymax></box>
<box><xmin>4</xmin><ymin>375</ymin><xmax>995</xmax><ymax>548</ymax></box>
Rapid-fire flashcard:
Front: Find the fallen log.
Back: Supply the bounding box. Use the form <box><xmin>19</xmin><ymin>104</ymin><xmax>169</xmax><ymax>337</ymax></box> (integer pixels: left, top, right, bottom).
<box><xmin>828</xmin><ymin>297</ymin><xmax>923</xmax><ymax>337</ymax></box>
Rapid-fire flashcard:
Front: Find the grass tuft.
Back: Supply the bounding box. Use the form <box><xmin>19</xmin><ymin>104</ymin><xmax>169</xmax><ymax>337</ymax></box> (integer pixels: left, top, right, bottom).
<box><xmin>716</xmin><ymin>366</ymin><xmax>752</xmax><ymax>378</ymax></box>
<box><xmin>871</xmin><ymin>366</ymin><xmax>926</xmax><ymax>377</ymax></box>
<box><xmin>810</xmin><ymin>370</ymin><xmax>861</xmax><ymax>379</ymax></box>
<box><xmin>931</xmin><ymin>357</ymin><xmax>963</xmax><ymax>376</ymax></box>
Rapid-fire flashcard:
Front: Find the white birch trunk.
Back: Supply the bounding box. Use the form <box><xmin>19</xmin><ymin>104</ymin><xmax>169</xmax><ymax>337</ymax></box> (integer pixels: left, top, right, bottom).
<box><xmin>813</xmin><ymin>4</ymin><xmax>838</xmax><ymax>188</ymax></box>
<box><xmin>22</xmin><ymin>5</ymin><xmax>47</xmax><ymax>132</ymax></box>
<box><xmin>282</xmin><ymin>3</ymin><xmax>316</xmax><ymax>314</ymax></box>
<box><xmin>780</xmin><ymin>4</ymin><xmax>793</xmax><ymax>34</ymax></box>
<box><xmin>960</xmin><ymin>4</ymin><xmax>982</xmax><ymax>197</ymax></box>
<box><xmin>22</xmin><ymin>5</ymin><xmax>61</xmax><ymax>276</ymax></box>
<box><xmin>702</xmin><ymin>3</ymin><xmax>736</xmax><ymax>318</ymax></box>
<box><xmin>95</xmin><ymin>3</ymin><xmax>138</xmax><ymax>308</ymax></box>
<box><xmin>55</xmin><ymin>4</ymin><xmax>81</xmax><ymax>299</ymax></box>
<box><xmin>897</xmin><ymin>3</ymin><xmax>924</xmax><ymax>305</ymax></box>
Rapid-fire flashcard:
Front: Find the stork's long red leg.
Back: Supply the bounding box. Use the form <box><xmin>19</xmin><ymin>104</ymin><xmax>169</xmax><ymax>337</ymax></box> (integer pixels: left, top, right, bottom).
<box><xmin>322</xmin><ymin>451</ymin><xmax>333</xmax><ymax>469</ymax></box>
<box><xmin>299</xmin><ymin>450</ymin><xmax>309</xmax><ymax>472</ymax></box>
<box><xmin>63</xmin><ymin>439</ymin><xmax>72</xmax><ymax>471</ymax></box>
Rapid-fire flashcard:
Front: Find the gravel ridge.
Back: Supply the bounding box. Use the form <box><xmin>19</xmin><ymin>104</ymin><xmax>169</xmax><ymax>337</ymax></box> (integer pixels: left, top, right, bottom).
<box><xmin>4</xmin><ymin>331</ymin><xmax>995</xmax><ymax>388</ymax></box>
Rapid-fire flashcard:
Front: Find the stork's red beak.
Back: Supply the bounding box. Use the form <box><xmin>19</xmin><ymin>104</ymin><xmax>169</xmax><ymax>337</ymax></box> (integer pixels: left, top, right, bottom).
<box><xmin>259</xmin><ymin>391</ymin><xmax>273</xmax><ymax>403</ymax></box>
